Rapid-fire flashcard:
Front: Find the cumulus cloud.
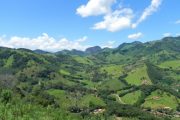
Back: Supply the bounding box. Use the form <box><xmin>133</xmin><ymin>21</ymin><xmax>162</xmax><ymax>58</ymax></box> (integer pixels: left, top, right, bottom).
<box><xmin>93</xmin><ymin>8</ymin><xmax>133</xmax><ymax>32</ymax></box>
<box><xmin>176</xmin><ymin>33</ymin><xmax>180</xmax><ymax>36</ymax></box>
<box><xmin>0</xmin><ymin>33</ymin><xmax>89</xmax><ymax>52</ymax></box>
<box><xmin>175</xmin><ymin>20</ymin><xmax>180</xmax><ymax>24</ymax></box>
<box><xmin>132</xmin><ymin>0</ymin><xmax>162</xmax><ymax>28</ymax></box>
<box><xmin>128</xmin><ymin>32</ymin><xmax>143</xmax><ymax>39</ymax></box>
<box><xmin>76</xmin><ymin>36</ymin><xmax>88</xmax><ymax>42</ymax></box>
<box><xmin>163</xmin><ymin>33</ymin><xmax>171</xmax><ymax>37</ymax></box>
<box><xmin>77</xmin><ymin>0</ymin><xmax>163</xmax><ymax>32</ymax></box>
<box><xmin>76</xmin><ymin>0</ymin><xmax>116</xmax><ymax>17</ymax></box>
<box><xmin>102</xmin><ymin>40</ymin><xmax>116</xmax><ymax>48</ymax></box>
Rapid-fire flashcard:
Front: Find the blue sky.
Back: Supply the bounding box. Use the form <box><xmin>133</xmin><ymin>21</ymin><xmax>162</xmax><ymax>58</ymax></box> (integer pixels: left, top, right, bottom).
<box><xmin>0</xmin><ymin>0</ymin><xmax>179</xmax><ymax>51</ymax></box>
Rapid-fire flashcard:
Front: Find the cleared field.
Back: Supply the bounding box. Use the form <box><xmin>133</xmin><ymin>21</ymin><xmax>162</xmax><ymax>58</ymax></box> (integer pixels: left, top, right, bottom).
<box><xmin>142</xmin><ymin>90</ymin><xmax>179</xmax><ymax>110</ymax></box>
<box><xmin>73</xmin><ymin>56</ymin><xmax>93</xmax><ymax>65</ymax></box>
<box><xmin>80</xmin><ymin>80</ymin><xmax>97</xmax><ymax>89</ymax></box>
<box><xmin>159</xmin><ymin>60</ymin><xmax>180</xmax><ymax>70</ymax></box>
<box><xmin>121</xmin><ymin>90</ymin><xmax>142</xmax><ymax>105</ymax></box>
<box><xmin>79</xmin><ymin>94</ymin><xmax>106</xmax><ymax>108</ymax></box>
<box><xmin>106</xmin><ymin>53</ymin><xmax>125</xmax><ymax>63</ymax></box>
<box><xmin>47</xmin><ymin>89</ymin><xmax>65</xmax><ymax>98</ymax></box>
<box><xmin>99</xmin><ymin>79</ymin><xmax>125</xmax><ymax>91</ymax></box>
<box><xmin>59</xmin><ymin>69</ymin><xmax>70</xmax><ymax>75</ymax></box>
<box><xmin>169</xmin><ymin>72</ymin><xmax>180</xmax><ymax>81</ymax></box>
<box><xmin>4</xmin><ymin>55</ymin><xmax>14</xmax><ymax>67</ymax></box>
<box><xmin>47</xmin><ymin>89</ymin><xmax>106</xmax><ymax>109</ymax></box>
<box><xmin>125</xmin><ymin>66</ymin><xmax>152</xmax><ymax>85</ymax></box>
<box><xmin>100</xmin><ymin>64</ymin><xmax>123</xmax><ymax>78</ymax></box>
<box><xmin>46</xmin><ymin>89</ymin><xmax>76</xmax><ymax>109</ymax></box>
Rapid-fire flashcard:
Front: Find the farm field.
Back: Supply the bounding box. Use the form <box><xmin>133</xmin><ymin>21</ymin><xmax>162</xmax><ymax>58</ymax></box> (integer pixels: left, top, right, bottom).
<box><xmin>125</xmin><ymin>66</ymin><xmax>152</xmax><ymax>85</ymax></box>
<box><xmin>142</xmin><ymin>90</ymin><xmax>179</xmax><ymax>110</ymax></box>
<box><xmin>121</xmin><ymin>90</ymin><xmax>142</xmax><ymax>105</ymax></box>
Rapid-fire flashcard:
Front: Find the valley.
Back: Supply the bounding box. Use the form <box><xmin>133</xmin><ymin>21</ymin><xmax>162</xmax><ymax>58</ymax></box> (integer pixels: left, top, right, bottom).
<box><xmin>0</xmin><ymin>36</ymin><xmax>179</xmax><ymax>120</ymax></box>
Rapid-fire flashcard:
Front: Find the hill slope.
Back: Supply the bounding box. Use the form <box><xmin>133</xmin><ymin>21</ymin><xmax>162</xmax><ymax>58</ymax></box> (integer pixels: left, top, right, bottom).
<box><xmin>0</xmin><ymin>37</ymin><xmax>179</xmax><ymax>120</ymax></box>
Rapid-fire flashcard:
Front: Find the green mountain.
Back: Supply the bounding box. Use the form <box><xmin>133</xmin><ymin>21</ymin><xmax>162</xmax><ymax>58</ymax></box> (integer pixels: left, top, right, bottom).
<box><xmin>85</xmin><ymin>46</ymin><xmax>102</xmax><ymax>54</ymax></box>
<box><xmin>0</xmin><ymin>37</ymin><xmax>179</xmax><ymax>120</ymax></box>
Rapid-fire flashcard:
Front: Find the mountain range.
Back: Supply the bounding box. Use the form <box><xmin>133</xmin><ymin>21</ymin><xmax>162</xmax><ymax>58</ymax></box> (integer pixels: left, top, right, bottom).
<box><xmin>0</xmin><ymin>36</ymin><xmax>179</xmax><ymax>120</ymax></box>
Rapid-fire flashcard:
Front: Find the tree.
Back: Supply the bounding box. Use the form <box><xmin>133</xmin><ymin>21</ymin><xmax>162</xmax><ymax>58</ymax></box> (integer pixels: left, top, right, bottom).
<box><xmin>0</xmin><ymin>90</ymin><xmax>12</xmax><ymax>104</ymax></box>
<box><xmin>0</xmin><ymin>74</ymin><xmax>17</xmax><ymax>89</ymax></box>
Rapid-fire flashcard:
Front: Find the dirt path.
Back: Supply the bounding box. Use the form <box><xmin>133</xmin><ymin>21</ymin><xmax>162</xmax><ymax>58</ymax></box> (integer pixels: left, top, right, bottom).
<box><xmin>114</xmin><ymin>94</ymin><xmax>125</xmax><ymax>104</ymax></box>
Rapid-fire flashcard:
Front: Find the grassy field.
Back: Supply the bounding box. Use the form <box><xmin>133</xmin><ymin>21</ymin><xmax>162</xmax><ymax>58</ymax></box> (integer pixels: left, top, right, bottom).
<box><xmin>99</xmin><ymin>79</ymin><xmax>125</xmax><ymax>91</ymax></box>
<box><xmin>0</xmin><ymin>101</ymin><xmax>81</xmax><ymax>120</ymax></box>
<box><xmin>125</xmin><ymin>66</ymin><xmax>152</xmax><ymax>85</ymax></box>
<box><xmin>169</xmin><ymin>72</ymin><xmax>180</xmax><ymax>81</ymax></box>
<box><xmin>121</xmin><ymin>90</ymin><xmax>142</xmax><ymax>105</ymax></box>
<box><xmin>158</xmin><ymin>60</ymin><xmax>180</xmax><ymax>81</ymax></box>
<box><xmin>100</xmin><ymin>64</ymin><xmax>123</xmax><ymax>78</ymax></box>
<box><xmin>106</xmin><ymin>53</ymin><xmax>125</xmax><ymax>63</ymax></box>
<box><xmin>47</xmin><ymin>89</ymin><xmax>106</xmax><ymax>109</ymax></box>
<box><xmin>159</xmin><ymin>60</ymin><xmax>180</xmax><ymax>70</ymax></box>
<box><xmin>73</xmin><ymin>56</ymin><xmax>93</xmax><ymax>65</ymax></box>
<box><xmin>47</xmin><ymin>89</ymin><xmax>66</xmax><ymax>98</ymax></box>
<box><xmin>117</xmin><ymin>89</ymin><xmax>130</xmax><ymax>95</ymax></box>
<box><xmin>142</xmin><ymin>90</ymin><xmax>179</xmax><ymax>110</ymax></box>
<box><xmin>80</xmin><ymin>80</ymin><xmax>99</xmax><ymax>89</ymax></box>
<box><xmin>46</xmin><ymin>89</ymin><xmax>76</xmax><ymax>109</ymax></box>
<box><xmin>79</xmin><ymin>94</ymin><xmax>106</xmax><ymax>108</ymax></box>
<box><xmin>4</xmin><ymin>55</ymin><xmax>14</xmax><ymax>67</ymax></box>
<box><xmin>59</xmin><ymin>69</ymin><xmax>70</xmax><ymax>75</ymax></box>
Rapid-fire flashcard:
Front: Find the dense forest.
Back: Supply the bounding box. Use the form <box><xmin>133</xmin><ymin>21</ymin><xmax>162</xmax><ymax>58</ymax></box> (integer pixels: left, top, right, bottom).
<box><xmin>0</xmin><ymin>36</ymin><xmax>179</xmax><ymax>120</ymax></box>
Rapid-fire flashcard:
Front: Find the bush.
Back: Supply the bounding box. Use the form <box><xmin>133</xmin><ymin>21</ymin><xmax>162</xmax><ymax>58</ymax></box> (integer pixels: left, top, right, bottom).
<box><xmin>0</xmin><ymin>90</ymin><xmax>12</xmax><ymax>104</ymax></box>
<box><xmin>107</xmin><ymin>101</ymin><xmax>158</xmax><ymax>119</ymax></box>
<box><xmin>177</xmin><ymin>104</ymin><xmax>180</xmax><ymax>112</ymax></box>
<box><xmin>69</xmin><ymin>106</ymin><xmax>82</xmax><ymax>113</ymax></box>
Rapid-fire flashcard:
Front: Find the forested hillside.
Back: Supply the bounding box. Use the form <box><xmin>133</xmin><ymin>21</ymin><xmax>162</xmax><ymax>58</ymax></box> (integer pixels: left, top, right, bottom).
<box><xmin>0</xmin><ymin>36</ymin><xmax>179</xmax><ymax>120</ymax></box>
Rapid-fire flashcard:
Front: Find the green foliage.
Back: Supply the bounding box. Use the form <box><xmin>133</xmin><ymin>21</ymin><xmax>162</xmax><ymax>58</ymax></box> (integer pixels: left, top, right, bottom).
<box><xmin>0</xmin><ymin>37</ymin><xmax>180</xmax><ymax>119</ymax></box>
<box><xmin>125</xmin><ymin>65</ymin><xmax>152</xmax><ymax>85</ymax></box>
<box><xmin>79</xmin><ymin>94</ymin><xmax>106</xmax><ymax>108</ymax></box>
<box><xmin>4</xmin><ymin>55</ymin><xmax>14</xmax><ymax>67</ymax></box>
<box><xmin>107</xmin><ymin>101</ymin><xmax>158</xmax><ymax>119</ymax></box>
<box><xmin>0</xmin><ymin>101</ymin><xmax>81</xmax><ymax>120</ymax></box>
<box><xmin>146</xmin><ymin>62</ymin><xmax>174</xmax><ymax>85</ymax></box>
<box><xmin>142</xmin><ymin>90</ymin><xmax>179</xmax><ymax>110</ymax></box>
<box><xmin>100</xmin><ymin>64</ymin><xmax>123</xmax><ymax>78</ymax></box>
<box><xmin>60</xmin><ymin>69</ymin><xmax>70</xmax><ymax>75</ymax></box>
<box><xmin>159</xmin><ymin>60</ymin><xmax>180</xmax><ymax>70</ymax></box>
<box><xmin>0</xmin><ymin>90</ymin><xmax>12</xmax><ymax>104</ymax></box>
<box><xmin>121</xmin><ymin>90</ymin><xmax>142</xmax><ymax>105</ymax></box>
<box><xmin>99</xmin><ymin>79</ymin><xmax>126</xmax><ymax>91</ymax></box>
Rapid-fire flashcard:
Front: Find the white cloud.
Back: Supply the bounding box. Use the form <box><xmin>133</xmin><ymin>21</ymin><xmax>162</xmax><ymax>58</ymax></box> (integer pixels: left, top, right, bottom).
<box><xmin>102</xmin><ymin>40</ymin><xmax>116</xmax><ymax>48</ymax></box>
<box><xmin>128</xmin><ymin>32</ymin><xmax>143</xmax><ymax>39</ymax></box>
<box><xmin>76</xmin><ymin>0</ymin><xmax>116</xmax><ymax>17</ymax></box>
<box><xmin>0</xmin><ymin>33</ymin><xmax>90</xmax><ymax>52</ymax></box>
<box><xmin>77</xmin><ymin>0</ymin><xmax>163</xmax><ymax>32</ymax></box>
<box><xmin>176</xmin><ymin>33</ymin><xmax>180</xmax><ymax>36</ymax></box>
<box><xmin>175</xmin><ymin>20</ymin><xmax>180</xmax><ymax>24</ymax></box>
<box><xmin>163</xmin><ymin>33</ymin><xmax>171</xmax><ymax>37</ymax></box>
<box><xmin>93</xmin><ymin>8</ymin><xmax>133</xmax><ymax>32</ymax></box>
<box><xmin>132</xmin><ymin>0</ymin><xmax>162</xmax><ymax>28</ymax></box>
<box><xmin>76</xmin><ymin>36</ymin><xmax>88</xmax><ymax>42</ymax></box>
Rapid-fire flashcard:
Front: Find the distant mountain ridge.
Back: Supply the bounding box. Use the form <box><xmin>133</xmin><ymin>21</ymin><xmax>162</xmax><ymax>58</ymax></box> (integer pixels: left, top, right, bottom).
<box><xmin>0</xmin><ymin>36</ymin><xmax>179</xmax><ymax>119</ymax></box>
<box><xmin>33</xmin><ymin>49</ymin><xmax>50</xmax><ymax>54</ymax></box>
<box><xmin>0</xmin><ymin>36</ymin><xmax>179</xmax><ymax>59</ymax></box>
<box><xmin>32</xmin><ymin>36</ymin><xmax>180</xmax><ymax>55</ymax></box>
<box><xmin>85</xmin><ymin>46</ymin><xmax>102</xmax><ymax>54</ymax></box>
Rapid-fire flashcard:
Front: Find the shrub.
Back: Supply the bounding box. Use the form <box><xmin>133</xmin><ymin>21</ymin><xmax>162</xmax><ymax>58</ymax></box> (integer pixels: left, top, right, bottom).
<box><xmin>0</xmin><ymin>89</ymin><xmax>12</xmax><ymax>104</ymax></box>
